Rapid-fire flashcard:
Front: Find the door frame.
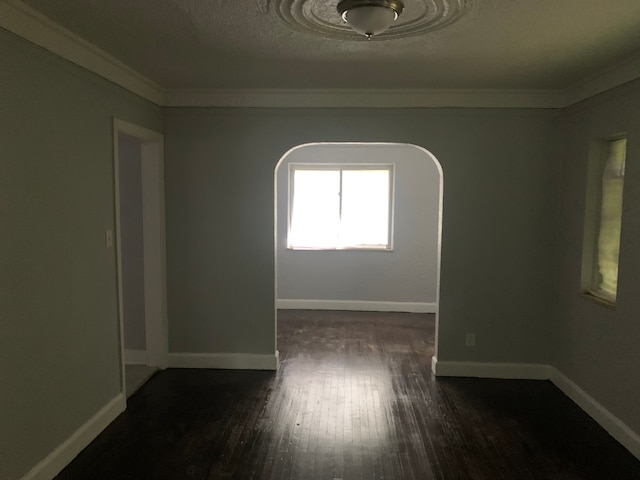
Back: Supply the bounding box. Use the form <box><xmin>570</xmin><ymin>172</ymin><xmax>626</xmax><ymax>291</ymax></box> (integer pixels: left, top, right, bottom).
<box><xmin>273</xmin><ymin>142</ymin><xmax>443</xmax><ymax>362</ymax></box>
<box><xmin>113</xmin><ymin>118</ymin><xmax>168</xmax><ymax>396</ymax></box>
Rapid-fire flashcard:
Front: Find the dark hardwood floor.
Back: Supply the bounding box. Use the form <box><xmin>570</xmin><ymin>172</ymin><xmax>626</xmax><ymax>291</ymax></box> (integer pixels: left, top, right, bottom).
<box><xmin>55</xmin><ymin>310</ymin><xmax>640</xmax><ymax>480</ymax></box>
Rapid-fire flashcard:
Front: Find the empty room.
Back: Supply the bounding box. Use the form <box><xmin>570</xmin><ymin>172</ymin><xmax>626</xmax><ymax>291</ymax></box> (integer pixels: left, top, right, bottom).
<box><xmin>2</xmin><ymin>1</ymin><xmax>640</xmax><ymax>479</ymax></box>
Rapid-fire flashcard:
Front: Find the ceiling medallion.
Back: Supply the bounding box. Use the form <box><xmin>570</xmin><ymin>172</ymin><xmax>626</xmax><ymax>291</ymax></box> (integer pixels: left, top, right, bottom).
<box><xmin>271</xmin><ymin>0</ymin><xmax>473</xmax><ymax>40</ymax></box>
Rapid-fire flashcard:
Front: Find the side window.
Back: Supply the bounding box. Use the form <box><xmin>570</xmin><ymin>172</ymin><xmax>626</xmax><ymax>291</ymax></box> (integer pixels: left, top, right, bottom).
<box><xmin>581</xmin><ymin>137</ymin><xmax>627</xmax><ymax>304</ymax></box>
<box><xmin>288</xmin><ymin>164</ymin><xmax>394</xmax><ymax>250</ymax></box>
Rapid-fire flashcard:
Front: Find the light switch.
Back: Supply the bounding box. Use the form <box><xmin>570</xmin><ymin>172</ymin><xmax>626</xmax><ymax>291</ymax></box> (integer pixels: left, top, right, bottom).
<box><xmin>105</xmin><ymin>229</ymin><xmax>113</xmax><ymax>248</ymax></box>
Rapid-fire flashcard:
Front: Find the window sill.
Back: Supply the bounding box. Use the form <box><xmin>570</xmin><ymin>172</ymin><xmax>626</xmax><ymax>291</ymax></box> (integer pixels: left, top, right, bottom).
<box><xmin>287</xmin><ymin>246</ymin><xmax>393</xmax><ymax>252</ymax></box>
<box><xmin>580</xmin><ymin>291</ymin><xmax>616</xmax><ymax>309</ymax></box>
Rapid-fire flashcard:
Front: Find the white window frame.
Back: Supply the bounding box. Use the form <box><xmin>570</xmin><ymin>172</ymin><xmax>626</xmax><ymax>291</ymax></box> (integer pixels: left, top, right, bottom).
<box><xmin>287</xmin><ymin>163</ymin><xmax>395</xmax><ymax>251</ymax></box>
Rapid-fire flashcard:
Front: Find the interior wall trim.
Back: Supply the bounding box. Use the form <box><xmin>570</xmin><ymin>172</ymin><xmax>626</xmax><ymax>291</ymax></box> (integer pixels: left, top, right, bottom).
<box><xmin>4</xmin><ymin>0</ymin><xmax>640</xmax><ymax>109</ymax></box>
<box><xmin>565</xmin><ymin>52</ymin><xmax>640</xmax><ymax>107</ymax></box>
<box><xmin>162</xmin><ymin>88</ymin><xmax>566</xmax><ymax>109</ymax></box>
<box><xmin>276</xmin><ymin>299</ymin><xmax>437</xmax><ymax>313</ymax></box>
<box><xmin>549</xmin><ymin>367</ymin><xmax>640</xmax><ymax>462</ymax></box>
<box><xmin>169</xmin><ymin>352</ymin><xmax>279</xmax><ymax>371</ymax></box>
<box><xmin>431</xmin><ymin>358</ymin><xmax>551</xmax><ymax>379</ymax></box>
<box><xmin>124</xmin><ymin>349</ymin><xmax>148</xmax><ymax>365</ymax></box>
<box><xmin>0</xmin><ymin>0</ymin><xmax>164</xmax><ymax>104</ymax></box>
<box><xmin>19</xmin><ymin>394</ymin><xmax>126</xmax><ymax>480</ymax></box>
<box><xmin>432</xmin><ymin>358</ymin><xmax>640</xmax><ymax>462</ymax></box>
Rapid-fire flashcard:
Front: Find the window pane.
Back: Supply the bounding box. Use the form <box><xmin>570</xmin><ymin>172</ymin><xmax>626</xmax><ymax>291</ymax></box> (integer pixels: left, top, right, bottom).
<box><xmin>595</xmin><ymin>138</ymin><xmax>626</xmax><ymax>300</ymax></box>
<box><xmin>340</xmin><ymin>170</ymin><xmax>390</xmax><ymax>247</ymax></box>
<box><xmin>289</xmin><ymin>170</ymin><xmax>340</xmax><ymax>248</ymax></box>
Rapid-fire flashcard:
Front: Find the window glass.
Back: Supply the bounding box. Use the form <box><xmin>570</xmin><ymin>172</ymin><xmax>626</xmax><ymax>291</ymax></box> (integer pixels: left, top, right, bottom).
<box><xmin>288</xmin><ymin>165</ymin><xmax>393</xmax><ymax>250</ymax></box>
<box><xmin>340</xmin><ymin>170</ymin><xmax>390</xmax><ymax>247</ymax></box>
<box><xmin>289</xmin><ymin>170</ymin><xmax>340</xmax><ymax>248</ymax></box>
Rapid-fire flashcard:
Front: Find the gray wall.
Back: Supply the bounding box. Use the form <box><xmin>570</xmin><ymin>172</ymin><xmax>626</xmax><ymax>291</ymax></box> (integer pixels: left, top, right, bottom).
<box><xmin>552</xmin><ymin>80</ymin><xmax>640</xmax><ymax>436</ymax></box>
<box><xmin>276</xmin><ymin>143</ymin><xmax>440</xmax><ymax>304</ymax></box>
<box><xmin>164</xmin><ymin>107</ymin><xmax>559</xmax><ymax>362</ymax></box>
<box><xmin>0</xmin><ymin>30</ymin><xmax>162</xmax><ymax>480</ymax></box>
<box><xmin>19</xmin><ymin>18</ymin><xmax>640</xmax><ymax>480</ymax></box>
<box><xmin>118</xmin><ymin>134</ymin><xmax>147</xmax><ymax>351</ymax></box>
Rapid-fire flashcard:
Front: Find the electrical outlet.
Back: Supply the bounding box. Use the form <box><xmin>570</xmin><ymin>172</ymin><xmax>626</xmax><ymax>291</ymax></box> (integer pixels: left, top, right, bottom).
<box><xmin>465</xmin><ymin>333</ymin><xmax>476</xmax><ymax>347</ymax></box>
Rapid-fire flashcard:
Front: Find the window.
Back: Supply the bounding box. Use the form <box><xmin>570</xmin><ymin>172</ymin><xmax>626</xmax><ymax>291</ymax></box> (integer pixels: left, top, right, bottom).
<box><xmin>288</xmin><ymin>164</ymin><xmax>394</xmax><ymax>250</ymax></box>
<box><xmin>581</xmin><ymin>137</ymin><xmax>627</xmax><ymax>304</ymax></box>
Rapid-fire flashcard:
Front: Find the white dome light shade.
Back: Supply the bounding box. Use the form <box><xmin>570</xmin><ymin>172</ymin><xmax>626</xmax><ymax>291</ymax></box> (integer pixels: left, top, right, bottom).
<box><xmin>343</xmin><ymin>6</ymin><xmax>398</xmax><ymax>37</ymax></box>
<box><xmin>337</xmin><ymin>0</ymin><xmax>405</xmax><ymax>39</ymax></box>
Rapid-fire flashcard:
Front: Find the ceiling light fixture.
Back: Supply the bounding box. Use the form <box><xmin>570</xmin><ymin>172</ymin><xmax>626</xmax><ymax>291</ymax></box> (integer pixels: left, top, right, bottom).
<box><xmin>337</xmin><ymin>0</ymin><xmax>405</xmax><ymax>39</ymax></box>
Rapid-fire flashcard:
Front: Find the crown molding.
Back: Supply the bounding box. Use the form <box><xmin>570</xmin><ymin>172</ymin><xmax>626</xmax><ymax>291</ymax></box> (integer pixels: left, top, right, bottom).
<box><xmin>564</xmin><ymin>52</ymin><xmax>640</xmax><ymax>107</ymax></box>
<box><xmin>163</xmin><ymin>88</ymin><xmax>566</xmax><ymax>109</ymax></box>
<box><xmin>3</xmin><ymin>0</ymin><xmax>640</xmax><ymax>109</ymax></box>
<box><xmin>0</xmin><ymin>0</ymin><xmax>164</xmax><ymax>105</ymax></box>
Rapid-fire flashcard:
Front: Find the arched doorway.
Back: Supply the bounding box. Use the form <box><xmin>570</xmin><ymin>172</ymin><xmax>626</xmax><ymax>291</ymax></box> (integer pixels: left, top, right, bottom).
<box><xmin>274</xmin><ymin>142</ymin><xmax>443</xmax><ymax>363</ymax></box>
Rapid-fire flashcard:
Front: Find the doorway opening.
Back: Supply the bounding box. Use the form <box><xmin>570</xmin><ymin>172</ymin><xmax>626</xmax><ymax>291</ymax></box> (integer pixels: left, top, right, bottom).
<box><xmin>113</xmin><ymin>119</ymin><xmax>168</xmax><ymax>399</ymax></box>
<box><xmin>274</xmin><ymin>142</ymin><xmax>443</xmax><ymax>363</ymax></box>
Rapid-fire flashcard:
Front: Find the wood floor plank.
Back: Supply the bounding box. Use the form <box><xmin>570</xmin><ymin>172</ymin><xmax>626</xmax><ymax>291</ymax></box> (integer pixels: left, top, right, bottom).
<box><xmin>54</xmin><ymin>310</ymin><xmax>640</xmax><ymax>480</ymax></box>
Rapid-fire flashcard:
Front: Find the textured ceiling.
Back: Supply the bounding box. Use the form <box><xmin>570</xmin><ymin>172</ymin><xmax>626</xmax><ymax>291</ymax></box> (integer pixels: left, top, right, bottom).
<box><xmin>18</xmin><ymin>0</ymin><xmax>640</xmax><ymax>91</ymax></box>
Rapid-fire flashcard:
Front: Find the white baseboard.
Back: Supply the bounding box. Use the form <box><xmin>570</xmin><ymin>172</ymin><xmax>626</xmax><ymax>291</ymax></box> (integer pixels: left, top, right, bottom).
<box><xmin>431</xmin><ymin>357</ymin><xmax>551</xmax><ymax>379</ymax></box>
<box><xmin>124</xmin><ymin>349</ymin><xmax>148</xmax><ymax>365</ymax></box>
<box><xmin>169</xmin><ymin>352</ymin><xmax>278</xmax><ymax>371</ymax></box>
<box><xmin>276</xmin><ymin>299</ymin><xmax>436</xmax><ymax>313</ymax></box>
<box><xmin>20</xmin><ymin>394</ymin><xmax>125</xmax><ymax>480</ymax></box>
<box><xmin>431</xmin><ymin>357</ymin><xmax>640</xmax><ymax>461</ymax></box>
<box><xmin>549</xmin><ymin>367</ymin><xmax>640</xmax><ymax>461</ymax></box>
